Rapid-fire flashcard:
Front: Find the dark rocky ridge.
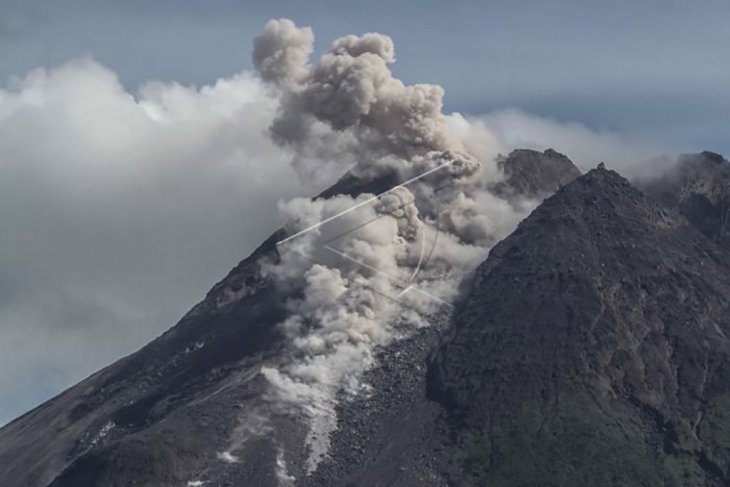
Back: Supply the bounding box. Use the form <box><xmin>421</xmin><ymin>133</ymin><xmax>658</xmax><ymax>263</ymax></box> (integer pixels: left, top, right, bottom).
<box><xmin>429</xmin><ymin>166</ymin><xmax>730</xmax><ymax>485</ymax></box>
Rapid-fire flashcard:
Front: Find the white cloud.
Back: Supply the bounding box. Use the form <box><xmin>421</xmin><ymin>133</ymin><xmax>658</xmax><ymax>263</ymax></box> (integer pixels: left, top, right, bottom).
<box><xmin>0</xmin><ymin>56</ymin><xmax>319</xmax><ymax>423</ymax></box>
<box><xmin>466</xmin><ymin>108</ymin><xmax>673</xmax><ymax>178</ymax></box>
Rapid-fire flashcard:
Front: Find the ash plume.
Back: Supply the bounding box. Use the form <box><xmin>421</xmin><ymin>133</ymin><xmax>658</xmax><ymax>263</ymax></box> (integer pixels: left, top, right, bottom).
<box><xmin>248</xmin><ymin>19</ymin><xmax>540</xmax><ymax>476</ymax></box>
<box><xmin>254</xmin><ymin>18</ymin><xmax>480</xmax><ymax>184</ymax></box>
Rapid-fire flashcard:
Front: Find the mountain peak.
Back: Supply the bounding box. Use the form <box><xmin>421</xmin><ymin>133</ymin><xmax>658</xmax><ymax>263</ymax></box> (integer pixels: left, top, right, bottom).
<box><xmin>699</xmin><ymin>150</ymin><xmax>727</xmax><ymax>165</ymax></box>
<box><xmin>494</xmin><ymin>148</ymin><xmax>581</xmax><ymax>199</ymax></box>
<box><xmin>528</xmin><ymin>164</ymin><xmax>684</xmax><ymax>236</ymax></box>
<box><xmin>428</xmin><ymin>166</ymin><xmax>730</xmax><ymax>485</ymax></box>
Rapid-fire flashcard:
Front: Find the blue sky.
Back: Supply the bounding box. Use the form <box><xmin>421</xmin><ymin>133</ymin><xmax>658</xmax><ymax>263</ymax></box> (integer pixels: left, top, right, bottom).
<box><xmin>2</xmin><ymin>0</ymin><xmax>729</xmax><ymax>154</ymax></box>
<box><xmin>0</xmin><ymin>0</ymin><xmax>728</xmax><ymax>424</ymax></box>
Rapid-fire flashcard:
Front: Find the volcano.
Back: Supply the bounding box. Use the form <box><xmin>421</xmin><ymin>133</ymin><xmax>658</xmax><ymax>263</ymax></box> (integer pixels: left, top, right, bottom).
<box><xmin>2</xmin><ymin>150</ymin><xmax>730</xmax><ymax>487</ymax></box>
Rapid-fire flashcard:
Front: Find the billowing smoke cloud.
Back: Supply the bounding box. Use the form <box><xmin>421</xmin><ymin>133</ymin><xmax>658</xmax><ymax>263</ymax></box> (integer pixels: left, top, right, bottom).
<box><xmin>254</xmin><ymin>18</ymin><xmax>480</xmax><ymax>185</ymax></box>
<box><xmin>251</xmin><ymin>19</ymin><xmax>536</xmax><ymax>475</ymax></box>
<box><xmin>247</xmin><ymin>19</ymin><xmax>680</xmax><ymax>478</ymax></box>
<box><xmin>253</xmin><ymin>19</ymin><xmax>314</xmax><ymax>89</ymax></box>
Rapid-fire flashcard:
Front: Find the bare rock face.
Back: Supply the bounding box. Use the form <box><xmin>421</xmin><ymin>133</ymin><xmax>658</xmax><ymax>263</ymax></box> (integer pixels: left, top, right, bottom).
<box><xmin>642</xmin><ymin>151</ymin><xmax>730</xmax><ymax>247</ymax></box>
<box><xmin>429</xmin><ymin>166</ymin><xmax>730</xmax><ymax>485</ymax></box>
<box><xmin>493</xmin><ymin>148</ymin><xmax>582</xmax><ymax>200</ymax></box>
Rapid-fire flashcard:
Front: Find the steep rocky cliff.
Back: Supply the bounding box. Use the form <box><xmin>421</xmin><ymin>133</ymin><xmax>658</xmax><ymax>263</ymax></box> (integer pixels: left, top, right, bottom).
<box><xmin>429</xmin><ymin>166</ymin><xmax>730</xmax><ymax>486</ymax></box>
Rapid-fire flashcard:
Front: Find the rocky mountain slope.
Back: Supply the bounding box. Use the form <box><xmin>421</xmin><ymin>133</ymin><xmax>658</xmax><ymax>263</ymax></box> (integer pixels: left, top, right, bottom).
<box><xmin>2</xmin><ymin>150</ymin><xmax>730</xmax><ymax>486</ymax></box>
<box><xmin>641</xmin><ymin>151</ymin><xmax>730</xmax><ymax>247</ymax></box>
<box><xmin>0</xmin><ymin>139</ymin><xmax>421</xmax><ymax>487</ymax></box>
<box><xmin>429</xmin><ymin>165</ymin><xmax>730</xmax><ymax>486</ymax></box>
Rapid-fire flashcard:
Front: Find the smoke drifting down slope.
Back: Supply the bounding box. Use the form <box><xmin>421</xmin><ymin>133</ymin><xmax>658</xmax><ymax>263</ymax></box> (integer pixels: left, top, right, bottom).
<box><xmin>249</xmin><ymin>18</ymin><xmax>544</xmax><ymax>473</ymax></box>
